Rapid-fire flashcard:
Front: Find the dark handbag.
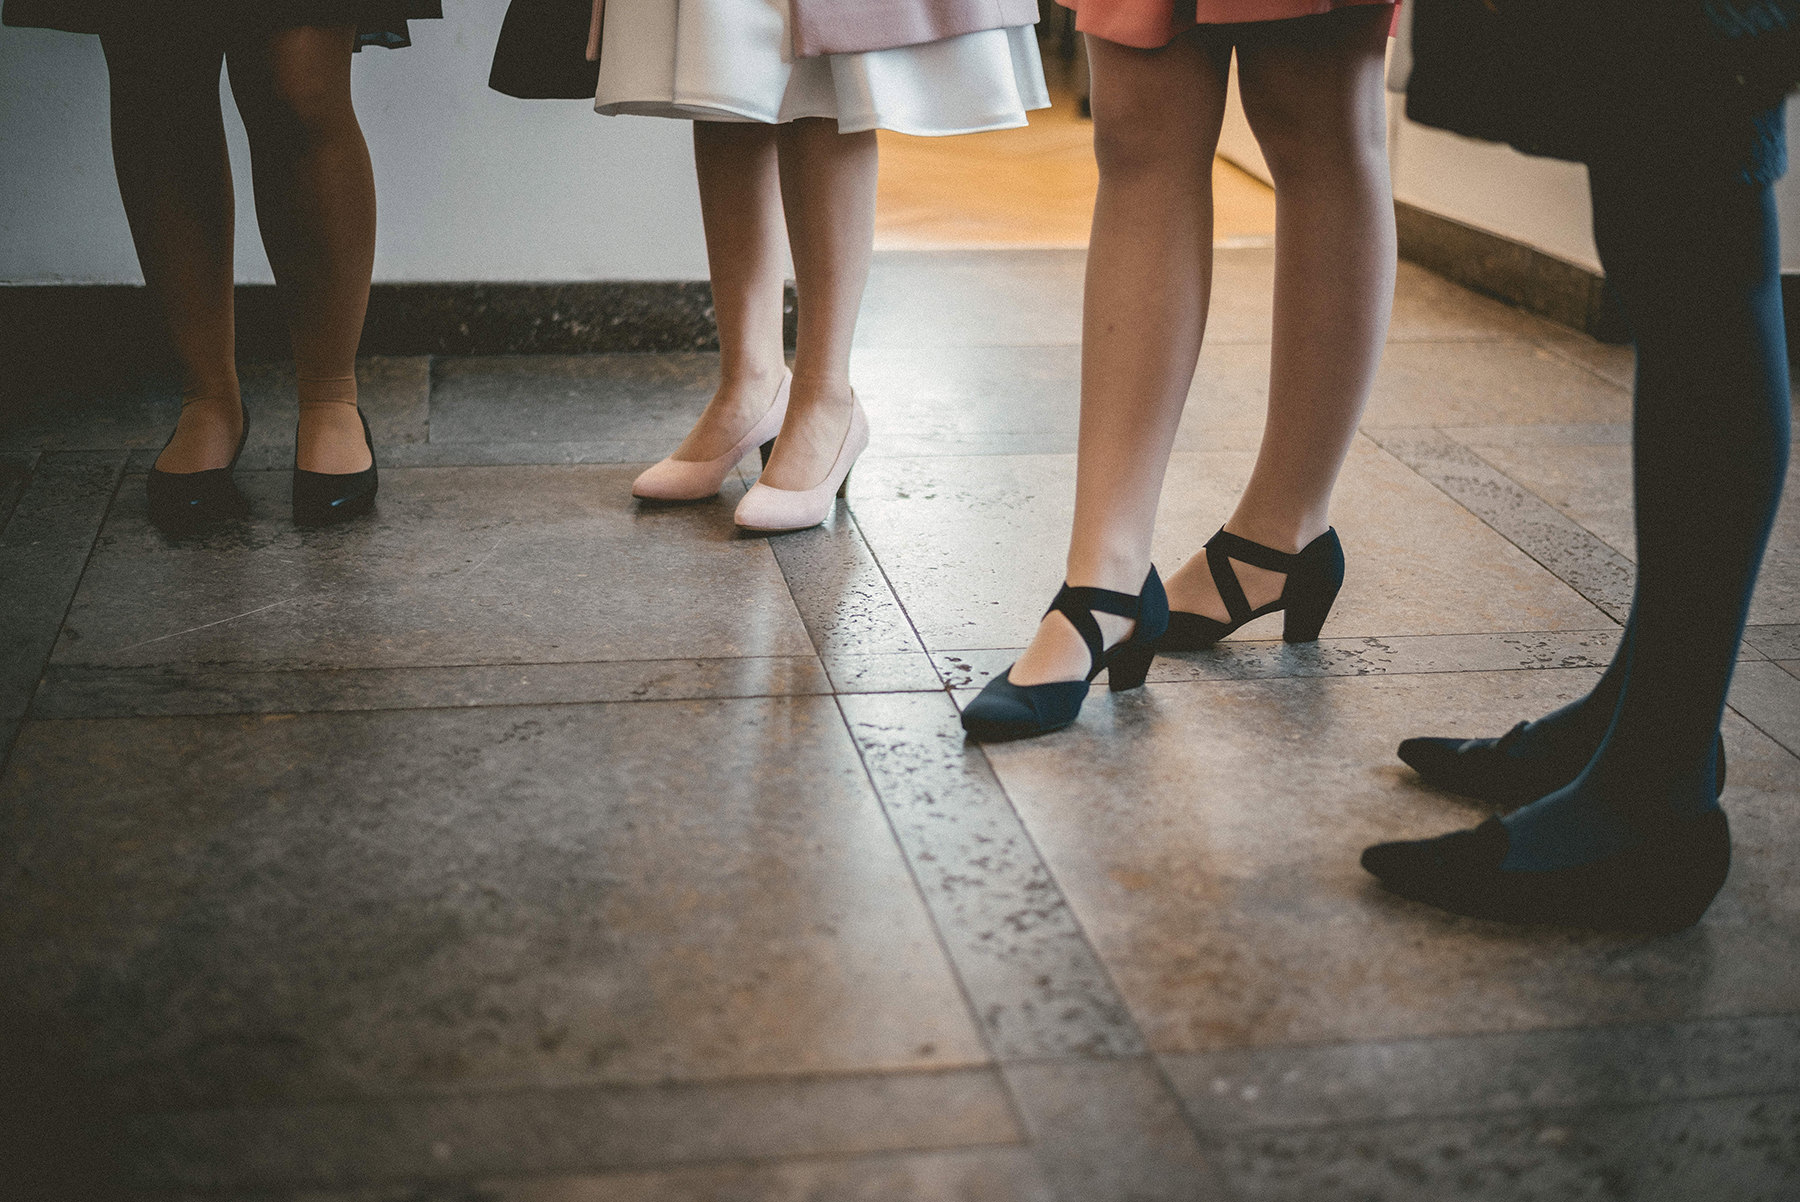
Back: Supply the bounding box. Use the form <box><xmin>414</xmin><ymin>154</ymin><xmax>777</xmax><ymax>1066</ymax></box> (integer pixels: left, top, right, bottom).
<box><xmin>1406</xmin><ymin>0</ymin><xmax>1796</xmax><ymax>163</ymax></box>
<box><xmin>1704</xmin><ymin>0</ymin><xmax>1800</xmax><ymax>101</ymax></box>
<box><xmin>489</xmin><ymin>0</ymin><xmax>600</xmax><ymax>100</ymax></box>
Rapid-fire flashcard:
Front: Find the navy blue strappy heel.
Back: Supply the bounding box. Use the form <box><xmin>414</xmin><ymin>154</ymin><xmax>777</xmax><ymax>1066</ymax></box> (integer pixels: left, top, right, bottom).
<box><xmin>1161</xmin><ymin>527</ymin><xmax>1344</xmax><ymax>651</ymax></box>
<box><xmin>960</xmin><ymin>567</ymin><xmax>1169</xmax><ymax>742</ymax></box>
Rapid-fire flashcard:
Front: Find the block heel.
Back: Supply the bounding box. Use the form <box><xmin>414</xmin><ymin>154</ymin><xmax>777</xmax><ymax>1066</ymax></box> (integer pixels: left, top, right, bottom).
<box><xmin>1106</xmin><ymin>639</ymin><xmax>1157</xmax><ymax>691</ymax></box>
<box><xmin>1162</xmin><ymin>528</ymin><xmax>1345</xmax><ymax>651</ymax></box>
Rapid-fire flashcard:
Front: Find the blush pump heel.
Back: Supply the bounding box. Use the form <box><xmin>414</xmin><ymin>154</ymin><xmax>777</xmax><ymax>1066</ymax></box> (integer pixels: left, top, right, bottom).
<box><xmin>959</xmin><ymin>567</ymin><xmax>1170</xmax><ymax>742</ymax></box>
<box><xmin>1160</xmin><ymin>527</ymin><xmax>1345</xmax><ymax>651</ymax></box>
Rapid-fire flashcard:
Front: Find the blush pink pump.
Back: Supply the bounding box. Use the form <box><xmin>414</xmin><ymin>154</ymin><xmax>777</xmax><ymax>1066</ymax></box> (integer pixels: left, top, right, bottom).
<box><xmin>733</xmin><ymin>393</ymin><xmax>869</xmax><ymax>533</ymax></box>
<box><xmin>631</xmin><ymin>370</ymin><xmax>791</xmax><ymax>501</ymax></box>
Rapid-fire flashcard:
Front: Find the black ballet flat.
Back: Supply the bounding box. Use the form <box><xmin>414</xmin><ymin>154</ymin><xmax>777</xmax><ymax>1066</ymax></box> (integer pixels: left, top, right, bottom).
<box><xmin>960</xmin><ymin>567</ymin><xmax>1170</xmax><ymax>742</ymax></box>
<box><xmin>1160</xmin><ymin>528</ymin><xmax>1345</xmax><ymax>651</ymax></box>
<box><xmin>145</xmin><ymin>400</ymin><xmax>251</xmax><ymax>533</ymax></box>
<box><xmin>1360</xmin><ymin>808</ymin><xmax>1730</xmax><ymax>933</ymax></box>
<box><xmin>292</xmin><ymin>410</ymin><xmax>378</xmax><ymax>527</ymax></box>
<box><xmin>1398</xmin><ymin>725</ymin><xmax>1728</xmax><ymax>806</ymax></box>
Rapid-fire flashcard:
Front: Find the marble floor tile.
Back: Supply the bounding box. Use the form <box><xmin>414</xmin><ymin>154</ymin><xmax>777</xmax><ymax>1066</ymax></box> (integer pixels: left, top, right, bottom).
<box><xmin>1730</xmin><ymin>660</ymin><xmax>1800</xmax><ymax>758</ymax></box>
<box><xmin>29</xmin><ymin>656</ymin><xmax>835</xmax><ymax>720</ymax></box>
<box><xmin>859</xmin><ymin>249</ymin><xmax>1087</xmax><ymax>349</ymax></box>
<box><xmin>1004</xmin><ymin>1058</ymin><xmax>1226</xmax><ymax>1202</ymax></box>
<box><xmin>190</xmin><ymin>1148</ymin><xmax>1054</xmax><ymax>1202</ymax></box>
<box><xmin>764</xmin><ymin>505</ymin><xmax>924</xmax><ymax>659</ymax></box>
<box><xmin>935</xmin><ymin>630</ymin><xmax>1625</xmax><ymax>692</ymax></box>
<box><xmin>127</xmin><ymin>1069</ymin><xmax>1020</xmax><ymax>1192</ymax></box>
<box><xmin>978</xmin><ymin>669</ymin><xmax>1800</xmax><ymax>1053</ymax></box>
<box><xmin>55</xmin><ymin>465</ymin><xmax>813</xmax><ymax>672</ymax></box>
<box><xmin>1368</xmin><ymin>341</ymin><xmax>1631</xmax><ymax>429</ymax></box>
<box><xmin>0</xmin><ymin>697</ymin><xmax>986</xmax><ymax>1113</ymax></box>
<box><xmin>850</xmin><ymin>443</ymin><xmax>1610</xmax><ymax>654</ymax></box>
<box><xmin>0</xmin><ymin>451</ymin><xmax>34</xmax><ymax>530</ymax></box>
<box><xmin>1745</xmin><ymin>624</ymin><xmax>1800</xmax><ymax>660</ymax></box>
<box><xmin>0</xmin><ymin>359</ymin><xmax>428</xmax><ymax>465</ymax></box>
<box><xmin>841</xmin><ymin>691</ymin><xmax>1142</xmax><ymax>1060</ymax></box>
<box><xmin>1161</xmin><ymin>1013</ymin><xmax>1800</xmax><ymax>1133</ymax></box>
<box><xmin>0</xmin><ymin>451</ymin><xmax>123</xmax><ymax>743</ymax></box>
<box><xmin>1371</xmin><ymin>430</ymin><xmax>1634</xmax><ymax>622</ymax></box>
<box><xmin>1215</xmin><ymin>1092</ymin><xmax>1800</xmax><ymax>1202</ymax></box>
<box><xmin>426</xmin><ymin>354</ymin><xmax>721</xmax><ymax>457</ymax></box>
<box><xmin>1460</xmin><ymin>435</ymin><xmax>1800</xmax><ymax>627</ymax></box>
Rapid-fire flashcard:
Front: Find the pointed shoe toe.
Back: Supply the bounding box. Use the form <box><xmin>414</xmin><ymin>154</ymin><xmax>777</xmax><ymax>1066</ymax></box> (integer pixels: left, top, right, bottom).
<box><xmin>960</xmin><ymin>568</ymin><xmax>1169</xmax><ymax>743</ymax></box>
<box><xmin>733</xmin><ymin>394</ymin><xmax>868</xmax><ymax>533</ymax></box>
<box><xmin>633</xmin><ymin>372</ymin><xmax>791</xmax><ymax>502</ymax></box>
<box><xmin>1362</xmin><ymin>810</ymin><xmax>1730</xmax><ymax>932</ymax></box>
<box><xmin>960</xmin><ymin>671</ymin><xmax>1091</xmax><ymax>742</ymax></box>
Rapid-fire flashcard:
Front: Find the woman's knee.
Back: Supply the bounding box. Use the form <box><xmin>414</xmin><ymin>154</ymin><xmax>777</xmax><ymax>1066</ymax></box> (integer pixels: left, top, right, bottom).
<box><xmin>229</xmin><ymin>27</ymin><xmax>357</xmax><ymax>141</ymax></box>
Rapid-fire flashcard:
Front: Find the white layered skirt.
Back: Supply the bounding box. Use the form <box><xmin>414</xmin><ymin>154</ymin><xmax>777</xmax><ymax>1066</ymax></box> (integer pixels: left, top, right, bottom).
<box><xmin>595</xmin><ymin>0</ymin><xmax>1050</xmax><ymax>136</ymax></box>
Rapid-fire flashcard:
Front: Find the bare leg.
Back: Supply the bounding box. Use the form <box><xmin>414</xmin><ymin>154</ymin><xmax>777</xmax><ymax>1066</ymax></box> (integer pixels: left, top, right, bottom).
<box><xmin>227</xmin><ymin>24</ymin><xmax>375</xmax><ymax>475</ymax></box>
<box><xmin>672</xmin><ymin>120</ymin><xmax>791</xmax><ymax>462</ymax></box>
<box><xmin>101</xmin><ymin>33</ymin><xmax>243</xmax><ymax>474</ymax></box>
<box><xmin>1163</xmin><ymin>7</ymin><xmax>1394</xmax><ymax>620</ymax></box>
<box><xmin>1009</xmin><ymin>32</ymin><xmax>1230</xmax><ymax>686</ymax></box>
<box><xmin>757</xmin><ymin>117</ymin><xmax>878</xmax><ymax>491</ymax></box>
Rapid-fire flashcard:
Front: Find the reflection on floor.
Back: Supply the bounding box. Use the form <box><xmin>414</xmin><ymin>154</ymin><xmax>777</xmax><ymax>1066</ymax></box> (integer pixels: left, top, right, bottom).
<box><xmin>3</xmin><ymin>251</ymin><xmax>1799</xmax><ymax>1200</ymax></box>
<box><xmin>875</xmin><ymin>83</ymin><xmax>1277</xmax><ymax>249</ymax></box>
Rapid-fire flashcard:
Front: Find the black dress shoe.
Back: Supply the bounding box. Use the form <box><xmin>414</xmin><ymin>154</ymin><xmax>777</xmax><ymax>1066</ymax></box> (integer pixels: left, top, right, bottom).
<box><xmin>145</xmin><ymin>400</ymin><xmax>250</xmax><ymax>533</ymax></box>
<box><xmin>1160</xmin><ymin>527</ymin><xmax>1345</xmax><ymax>651</ymax></box>
<box><xmin>1361</xmin><ymin>808</ymin><xmax>1730</xmax><ymax>933</ymax></box>
<box><xmin>961</xmin><ymin>567</ymin><xmax>1170</xmax><ymax>742</ymax></box>
<box><xmin>292</xmin><ymin>410</ymin><xmax>378</xmax><ymax>527</ymax></box>
<box><xmin>1398</xmin><ymin>725</ymin><xmax>1727</xmax><ymax>806</ymax></box>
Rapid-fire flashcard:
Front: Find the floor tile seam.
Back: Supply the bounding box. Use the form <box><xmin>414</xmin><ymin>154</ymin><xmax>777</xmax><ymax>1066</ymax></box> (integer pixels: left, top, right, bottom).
<box><xmin>1527</xmin><ymin>333</ymin><xmax>1636</xmax><ymax>389</ymax></box>
<box><xmin>21</xmin><ymin>684</ymin><xmax>874</xmax><ymax>724</ymax></box>
<box><xmin>41</xmin><ymin>652</ymin><xmax>830</xmax><ymax>677</ymax></box>
<box><xmin>939</xmin><ymin>663</ymin><xmax>1621</xmax><ymax>692</ymax></box>
<box><xmin>1143</xmin><ymin>1009</ymin><xmax>1800</xmax><ymax>1062</ymax></box>
<box><xmin>1176</xmin><ymin>1081</ymin><xmax>1800</xmax><ymax>1145</ymax></box>
<box><xmin>126</xmin><ymin>1137</ymin><xmax>1040</xmax><ymax>1200</ymax></box>
<box><xmin>1724</xmin><ymin>700</ymin><xmax>1800</xmax><ymax>760</ymax></box>
<box><xmin>118</xmin><ymin>1061</ymin><xmax>1016</xmax><ymax>1125</ymax></box>
<box><xmin>1365</xmin><ymin>429</ymin><xmax>1632</xmax><ymax>624</ymax></box>
<box><xmin>0</xmin><ymin>450</ymin><xmax>126</xmax><ymax>781</ymax></box>
<box><xmin>846</xmin><ymin>508</ymin><xmax>948</xmax><ymax>683</ymax></box>
<box><xmin>831</xmin><ymin>692</ymin><xmax>1041</xmax><ymax>1147</ymax></box>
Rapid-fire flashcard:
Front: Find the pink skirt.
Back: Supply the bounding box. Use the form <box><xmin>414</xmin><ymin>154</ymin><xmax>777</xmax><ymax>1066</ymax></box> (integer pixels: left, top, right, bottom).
<box><xmin>1062</xmin><ymin>0</ymin><xmax>1398</xmax><ymax>50</ymax></box>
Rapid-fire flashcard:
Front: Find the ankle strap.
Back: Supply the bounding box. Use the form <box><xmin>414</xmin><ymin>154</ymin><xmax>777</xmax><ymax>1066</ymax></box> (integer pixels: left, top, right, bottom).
<box><xmin>1046</xmin><ymin>568</ymin><xmax>1161</xmax><ymax>672</ymax></box>
<box><xmin>1202</xmin><ymin>528</ymin><xmax>1306</xmax><ymax>626</ymax></box>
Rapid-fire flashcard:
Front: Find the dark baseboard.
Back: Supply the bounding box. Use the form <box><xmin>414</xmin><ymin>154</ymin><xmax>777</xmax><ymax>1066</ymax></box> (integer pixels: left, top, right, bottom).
<box><xmin>1394</xmin><ymin>200</ymin><xmax>1630</xmax><ymax>342</ymax></box>
<box><xmin>1399</xmin><ymin>200</ymin><xmax>1800</xmax><ymax>355</ymax></box>
<box><xmin>0</xmin><ymin>280</ymin><xmax>798</xmax><ymax>388</ymax></box>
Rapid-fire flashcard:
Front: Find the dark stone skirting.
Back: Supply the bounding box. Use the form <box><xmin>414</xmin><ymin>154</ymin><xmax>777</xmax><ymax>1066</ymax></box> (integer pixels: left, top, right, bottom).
<box><xmin>1394</xmin><ymin>200</ymin><xmax>1632</xmax><ymax>343</ymax></box>
<box><xmin>0</xmin><ymin>280</ymin><xmax>798</xmax><ymax>384</ymax></box>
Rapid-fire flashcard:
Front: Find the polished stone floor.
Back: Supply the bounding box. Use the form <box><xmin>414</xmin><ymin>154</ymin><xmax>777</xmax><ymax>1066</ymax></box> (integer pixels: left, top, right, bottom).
<box><xmin>2</xmin><ymin>250</ymin><xmax>1798</xmax><ymax>1202</ymax></box>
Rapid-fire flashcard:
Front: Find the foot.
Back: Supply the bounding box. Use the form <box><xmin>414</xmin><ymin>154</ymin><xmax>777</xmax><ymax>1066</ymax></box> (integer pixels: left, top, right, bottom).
<box><xmin>757</xmin><ymin>377</ymin><xmax>855</xmax><ymax>492</ymax></box>
<box><xmin>1361</xmin><ymin>785</ymin><xmax>1730</xmax><ymax>932</ymax></box>
<box><xmin>154</xmin><ymin>395</ymin><xmax>244</xmax><ymax>474</ymax></box>
<box><xmin>671</xmin><ymin>366</ymin><xmax>789</xmax><ymax>463</ymax></box>
<box><xmin>1165</xmin><ymin>523</ymin><xmax>1305</xmax><ymax>621</ymax></box>
<box><xmin>1008</xmin><ymin>609</ymin><xmax>1136</xmax><ymax>686</ymax></box>
<box><xmin>296</xmin><ymin>401</ymin><xmax>373</xmax><ymax>475</ymax></box>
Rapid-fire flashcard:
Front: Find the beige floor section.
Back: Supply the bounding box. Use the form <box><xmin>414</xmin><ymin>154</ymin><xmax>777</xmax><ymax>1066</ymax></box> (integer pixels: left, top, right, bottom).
<box><xmin>875</xmin><ymin>81</ymin><xmax>1278</xmax><ymax>250</ymax></box>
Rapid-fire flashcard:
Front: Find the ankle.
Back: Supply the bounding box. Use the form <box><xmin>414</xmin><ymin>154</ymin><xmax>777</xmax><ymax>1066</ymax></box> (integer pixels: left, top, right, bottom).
<box><xmin>1222</xmin><ymin>512</ymin><xmax>1329</xmax><ymax>556</ymax></box>
<box><xmin>1064</xmin><ymin>551</ymin><xmax>1151</xmax><ymax>596</ymax></box>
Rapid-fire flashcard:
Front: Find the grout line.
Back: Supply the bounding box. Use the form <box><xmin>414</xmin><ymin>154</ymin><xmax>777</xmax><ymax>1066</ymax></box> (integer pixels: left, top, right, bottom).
<box><xmin>0</xmin><ymin>451</ymin><xmax>126</xmax><ymax>783</ymax></box>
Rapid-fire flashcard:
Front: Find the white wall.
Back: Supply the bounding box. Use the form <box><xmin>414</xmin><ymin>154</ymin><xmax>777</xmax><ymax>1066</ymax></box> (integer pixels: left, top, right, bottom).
<box><xmin>0</xmin><ymin>0</ymin><xmax>710</xmax><ymax>284</ymax></box>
